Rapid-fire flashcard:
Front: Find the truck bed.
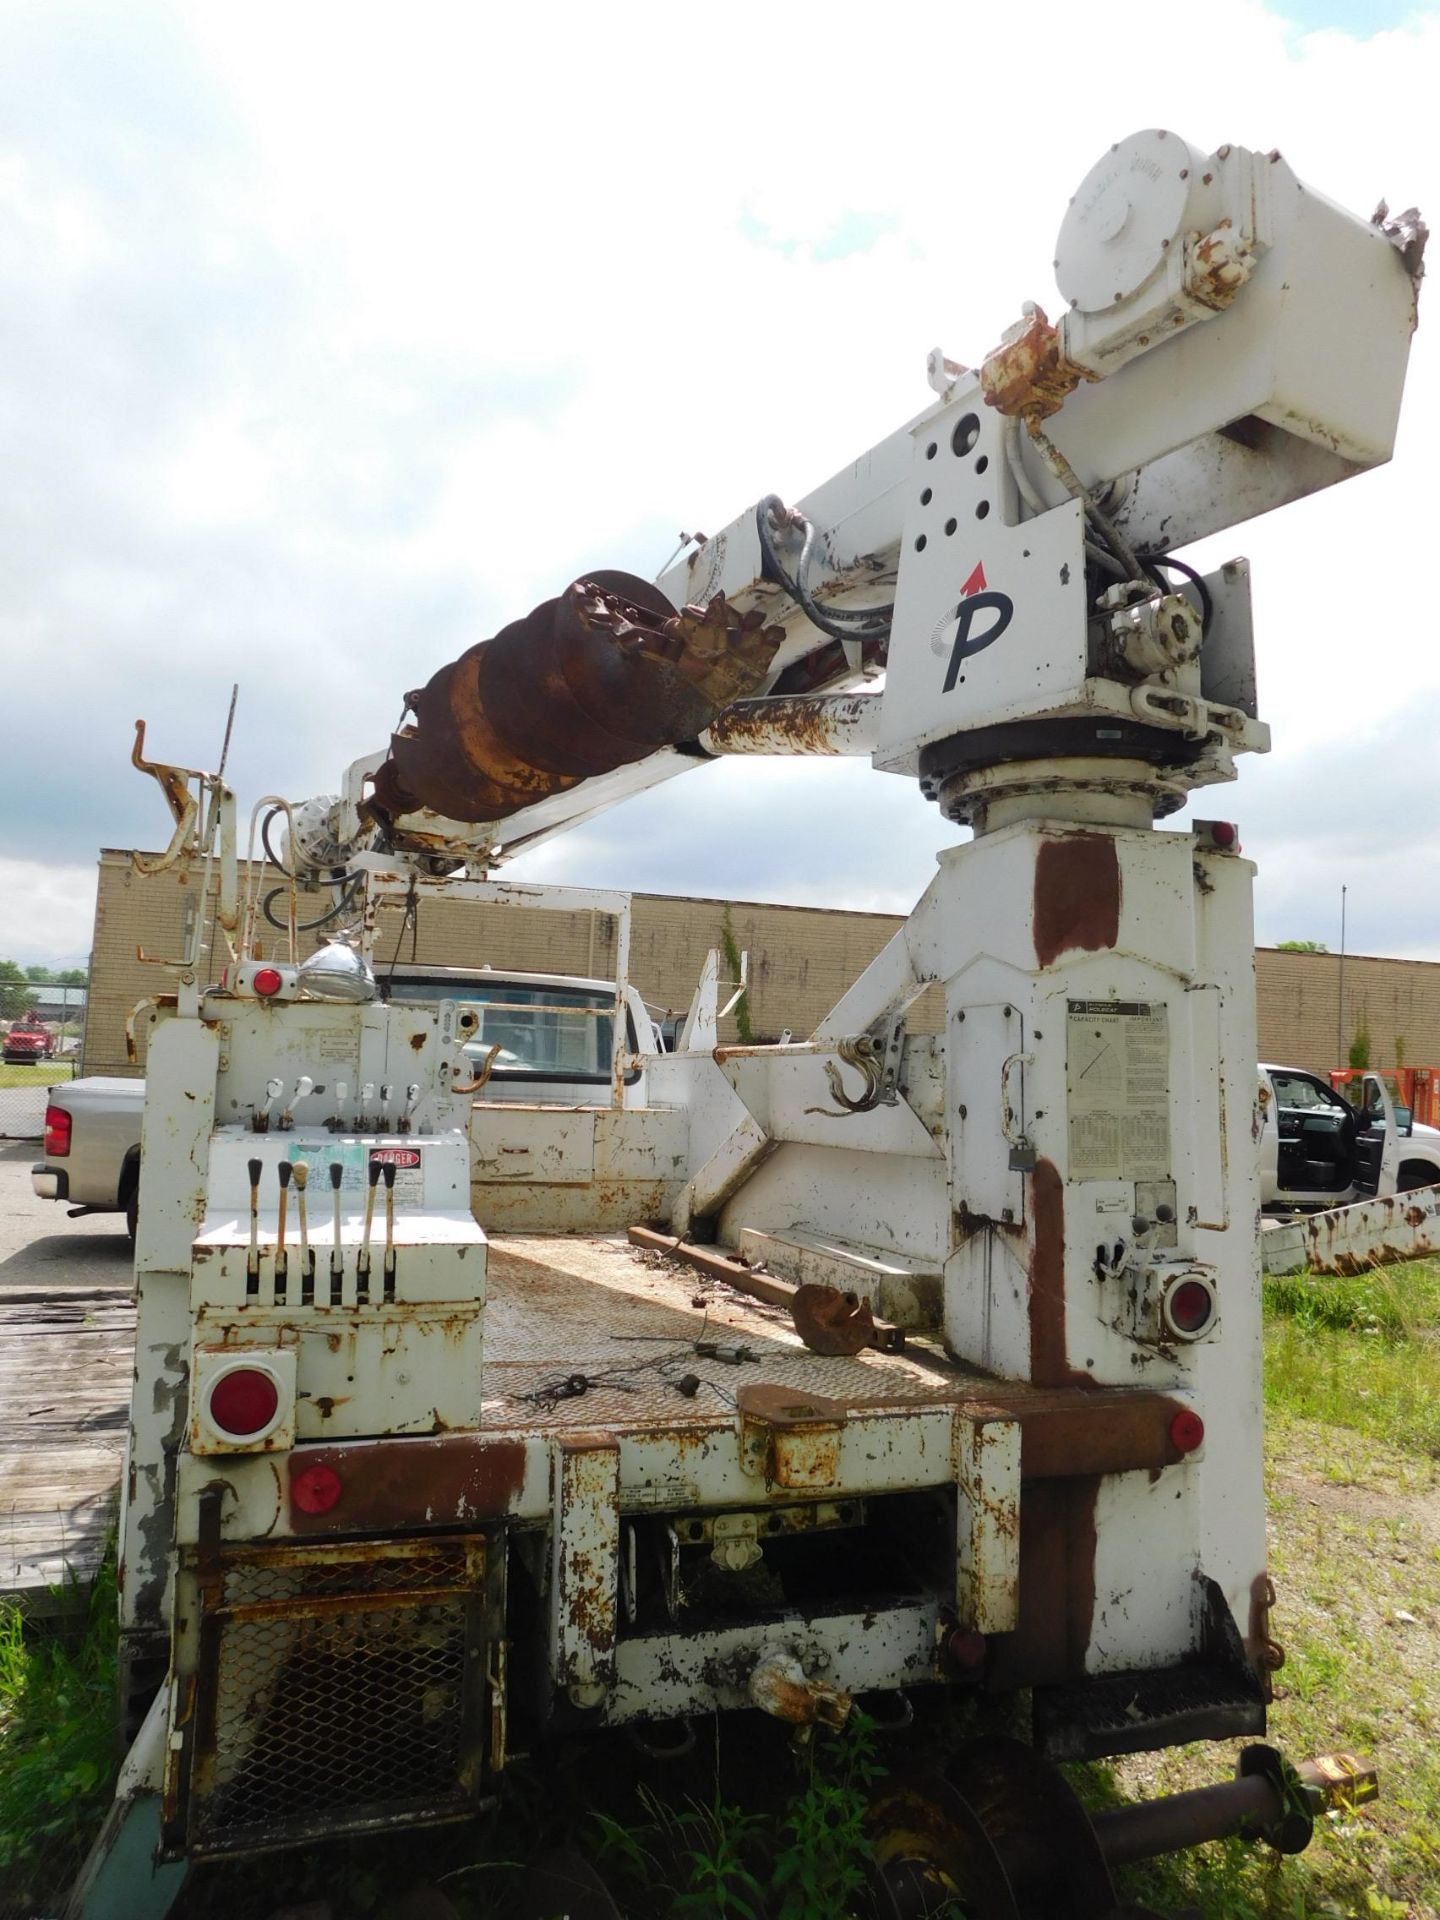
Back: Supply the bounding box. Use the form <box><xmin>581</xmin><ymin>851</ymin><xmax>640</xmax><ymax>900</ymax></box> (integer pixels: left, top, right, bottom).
<box><xmin>4</xmin><ymin>1234</ymin><xmax>1179</xmax><ymax>1605</ymax></box>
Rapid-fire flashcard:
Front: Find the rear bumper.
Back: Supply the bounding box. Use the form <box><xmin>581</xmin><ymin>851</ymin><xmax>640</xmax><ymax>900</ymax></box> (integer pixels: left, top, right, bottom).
<box><xmin>30</xmin><ymin>1165</ymin><xmax>68</xmax><ymax>1201</ymax></box>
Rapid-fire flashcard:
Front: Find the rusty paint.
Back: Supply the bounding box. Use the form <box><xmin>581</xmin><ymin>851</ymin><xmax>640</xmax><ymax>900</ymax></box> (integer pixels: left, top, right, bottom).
<box><xmin>370</xmin><ymin>576</ymin><xmax>783</xmax><ymax>827</ymax></box>
<box><xmin>747</xmin><ymin>1650</ymin><xmax>851</xmax><ymax>1728</ymax></box>
<box><xmin>1298</xmin><ymin>1184</ymin><xmax>1440</xmax><ymax>1275</ymax></box>
<box><xmin>552</xmin><ymin>1432</ymin><xmax>619</xmax><ymax>1704</ymax></box>
<box><xmin>1186</xmin><ymin>222</ymin><xmax>1254</xmax><ymax>310</ymax></box>
<box><xmin>1000</xmin><ymin>1389</ymin><xmax>1188</xmax><ymax>1478</ymax></box>
<box><xmin>1028</xmin><ymin>1157</ymin><xmax>1087</xmax><ymax>1389</ymax></box>
<box><xmin>979</xmin><ymin>304</ymin><xmax>1099</xmax><ymax>421</ymax></box>
<box><xmin>702</xmin><ymin>691</ymin><xmax>879</xmax><ymax>757</ymax></box>
<box><xmin>286</xmin><ymin>1435</ymin><xmax>526</xmax><ymax>1535</ymax></box>
<box><xmin>738</xmin><ymin>1383</ymin><xmax>847</xmax><ymax>1490</ymax></box>
<box><xmin>988</xmin><ymin>1475</ymin><xmax>1100</xmax><ymax>1688</ymax></box>
<box><xmin>1033</xmin><ymin>833</ymin><xmax>1122</xmax><ymax>969</ymax></box>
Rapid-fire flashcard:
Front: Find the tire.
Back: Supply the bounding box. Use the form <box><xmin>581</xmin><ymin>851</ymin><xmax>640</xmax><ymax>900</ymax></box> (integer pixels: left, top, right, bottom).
<box><xmin>121</xmin><ymin>1161</ymin><xmax>140</xmax><ymax>1243</ymax></box>
<box><xmin>1397</xmin><ymin>1163</ymin><xmax>1439</xmax><ymax>1194</ymax></box>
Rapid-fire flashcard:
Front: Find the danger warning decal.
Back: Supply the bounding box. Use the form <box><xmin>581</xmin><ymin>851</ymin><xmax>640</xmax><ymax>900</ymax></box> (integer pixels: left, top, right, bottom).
<box><xmin>941</xmin><ymin>560</ymin><xmax>1014</xmax><ymax>693</ymax></box>
<box><xmin>369</xmin><ymin>1148</ymin><xmax>422</xmax><ymax>1170</ymax></box>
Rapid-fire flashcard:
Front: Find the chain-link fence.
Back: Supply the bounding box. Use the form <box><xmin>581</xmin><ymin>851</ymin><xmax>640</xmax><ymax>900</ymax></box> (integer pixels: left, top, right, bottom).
<box><xmin>0</xmin><ymin>1061</ymin><xmax>79</xmax><ymax>1140</ymax></box>
<box><xmin>1</xmin><ymin>979</ymin><xmax>87</xmax><ymax>1140</ymax></box>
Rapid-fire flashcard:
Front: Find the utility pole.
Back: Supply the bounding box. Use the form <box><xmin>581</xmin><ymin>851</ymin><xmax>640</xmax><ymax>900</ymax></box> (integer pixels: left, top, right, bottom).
<box><xmin>1337</xmin><ymin>884</ymin><xmax>1348</xmax><ymax>1063</ymax></box>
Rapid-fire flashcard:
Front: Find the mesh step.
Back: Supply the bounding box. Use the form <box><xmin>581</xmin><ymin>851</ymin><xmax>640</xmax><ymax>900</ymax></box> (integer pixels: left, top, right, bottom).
<box><xmin>1036</xmin><ymin>1659</ymin><xmax>1265</xmax><ymax>1762</ymax></box>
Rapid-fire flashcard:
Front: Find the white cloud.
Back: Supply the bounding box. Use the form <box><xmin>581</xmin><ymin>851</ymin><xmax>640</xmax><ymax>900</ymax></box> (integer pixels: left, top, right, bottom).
<box><xmin>3</xmin><ymin>0</ymin><xmax>1440</xmax><ymax>959</ymax></box>
<box><xmin>0</xmin><ymin>858</ymin><xmax>97</xmax><ymax>967</ymax></box>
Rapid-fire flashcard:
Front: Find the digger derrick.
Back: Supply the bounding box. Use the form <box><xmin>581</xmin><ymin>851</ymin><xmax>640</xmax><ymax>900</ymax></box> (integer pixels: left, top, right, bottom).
<box><xmin>369</xmin><ymin>572</ymin><xmax>784</xmax><ymax>825</ymax></box>
<box><xmin>76</xmin><ymin>126</ymin><xmax>1425</xmax><ymax>1920</ymax></box>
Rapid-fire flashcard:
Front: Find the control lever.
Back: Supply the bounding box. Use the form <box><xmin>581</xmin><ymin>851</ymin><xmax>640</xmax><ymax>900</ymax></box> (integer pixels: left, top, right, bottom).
<box><xmin>399</xmin><ymin>1082</ymin><xmax>421</xmax><ymax>1134</ymax></box>
<box><xmin>359</xmin><ymin>1082</ymin><xmax>375</xmax><ymax>1132</ymax></box>
<box><xmin>246</xmin><ymin>1156</ymin><xmax>262</xmax><ymax>1298</ymax></box>
<box><xmin>380</xmin><ymin>1083</ymin><xmax>393</xmax><ymax>1133</ymax></box>
<box><xmin>294</xmin><ymin>1161</ymin><xmax>311</xmax><ymax>1303</ymax></box>
<box><xmin>382</xmin><ymin>1162</ymin><xmax>397</xmax><ymax>1302</ymax></box>
<box><xmin>358</xmin><ymin>1158</ymin><xmax>381</xmax><ymax>1301</ymax></box>
<box><xmin>275</xmin><ymin>1161</ymin><xmax>292</xmax><ymax>1299</ymax></box>
<box><xmin>279</xmin><ymin>1075</ymin><xmax>314</xmax><ymax>1131</ymax></box>
<box><xmin>329</xmin><ymin>1161</ymin><xmax>344</xmax><ymax>1305</ymax></box>
<box><xmin>253</xmin><ymin>1076</ymin><xmax>283</xmax><ymax>1134</ymax></box>
<box><xmin>331</xmin><ymin>1081</ymin><xmax>348</xmax><ymax>1135</ymax></box>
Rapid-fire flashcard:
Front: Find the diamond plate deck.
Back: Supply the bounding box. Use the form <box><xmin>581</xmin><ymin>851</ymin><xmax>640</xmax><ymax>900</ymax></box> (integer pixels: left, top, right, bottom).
<box><xmin>482</xmin><ymin>1235</ymin><xmax>997</xmax><ymax>1431</ymax></box>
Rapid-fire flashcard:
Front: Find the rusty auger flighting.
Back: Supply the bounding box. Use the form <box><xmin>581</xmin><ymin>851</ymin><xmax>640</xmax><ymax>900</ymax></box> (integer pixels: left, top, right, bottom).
<box><xmin>370</xmin><ymin>574</ymin><xmax>785</xmax><ymax>825</ymax></box>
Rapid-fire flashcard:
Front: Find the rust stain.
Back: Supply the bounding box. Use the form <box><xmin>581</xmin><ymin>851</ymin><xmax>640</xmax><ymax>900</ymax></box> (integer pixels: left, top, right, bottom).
<box><xmin>979</xmin><ymin>304</ymin><xmax>1098</xmax><ymax>422</ymax></box>
<box><xmin>1033</xmin><ymin>833</ymin><xmax>1121</xmax><ymax>969</ymax></box>
<box><xmin>1005</xmin><ymin>1390</ymin><xmax>1187</xmax><ymax>1478</ymax></box>
<box><xmin>1028</xmin><ymin>1156</ymin><xmax>1088</xmax><ymax>1388</ymax></box>
<box><xmin>703</xmin><ymin>692</ymin><xmax>874</xmax><ymax>757</ymax></box>
<box><xmin>988</xmin><ymin>1475</ymin><xmax>1100</xmax><ymax>1688</ymax></box>
<box><xmin>286</xmin><ymin>1435</ymin><xmax>526</xmax><ymax>1535</ymax></box>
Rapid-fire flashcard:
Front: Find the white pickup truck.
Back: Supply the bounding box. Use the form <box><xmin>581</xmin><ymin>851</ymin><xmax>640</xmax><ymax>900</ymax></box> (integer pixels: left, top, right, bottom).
<box><xmin>31</xmin><ymin>966</ymin><xmax>660</xmax><ymax>1239</ymax></box>
<box><xmin>1258</xmin><ymin>1063</ymin><xmax>1440</xmax><ymax>1209</ymax></box>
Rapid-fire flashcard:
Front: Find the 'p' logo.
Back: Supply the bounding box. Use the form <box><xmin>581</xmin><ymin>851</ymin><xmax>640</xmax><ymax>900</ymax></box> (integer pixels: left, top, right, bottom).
<box><xmin>942</xmin><ymin>561</ymin><xmax>1013</xmax><ymax>692</ymax></box>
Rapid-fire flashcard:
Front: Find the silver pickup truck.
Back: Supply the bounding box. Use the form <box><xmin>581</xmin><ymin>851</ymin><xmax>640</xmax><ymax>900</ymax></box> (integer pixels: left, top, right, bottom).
<box><xmin>32</xmin><ymin>1075</ymin><xmax>147</xmax><ymax>1237</ymax></box>
<box><xmin>31</xmin><ymin>966</ymin><xmax>659</xmax><ymax>1239</ymax></box>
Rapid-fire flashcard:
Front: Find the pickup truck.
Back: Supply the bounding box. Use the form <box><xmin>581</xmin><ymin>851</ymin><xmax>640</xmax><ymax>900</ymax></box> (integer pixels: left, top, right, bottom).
<box><xmin>30</xmin><ymin>967</ymin><xmax>660</xmax><ymax>1239</ymax></box>
<box><xmin>1259</xmin><ymin>1062</ymin><xmax>1440</xmax><ymax>1209</ymax></box>
<box><xmin>4</xmin><ymin>1012</ymin><xmax>56</xmax><ymax>1064</ymax></box>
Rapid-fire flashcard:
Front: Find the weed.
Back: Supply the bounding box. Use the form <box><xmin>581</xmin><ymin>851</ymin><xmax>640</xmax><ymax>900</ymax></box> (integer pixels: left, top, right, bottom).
<box><xmin>593</xmin><ymin>1782</ymin><xmax>766</xmax><ymax>1918</ymax></box>
<box><xmin>719</xmin><ymin>907</ymin><xmax>755</xmax><ymax>1046</ymax></box>
<box><xmin>771</xmin><ymin>1713</ymin><xmax>885</xmax><ymax>1920</ymax></box>
<box><xmin>0</xmin><ymin>1547</ymin><xmax>119</xmax><ymax>1916</ymax></box>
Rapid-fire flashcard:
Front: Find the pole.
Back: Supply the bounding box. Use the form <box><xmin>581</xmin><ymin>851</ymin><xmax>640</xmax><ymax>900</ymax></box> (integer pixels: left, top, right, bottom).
<box><xmin>1337</xmin><ymin>885</ymin><xmax>1348</xmax><ymax>1064</ymax></box>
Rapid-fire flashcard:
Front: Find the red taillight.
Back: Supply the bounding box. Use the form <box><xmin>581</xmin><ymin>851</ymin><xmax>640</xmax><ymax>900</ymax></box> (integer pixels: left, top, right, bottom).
<box><xmin>291</xmin><ymin>1463</ymin><xmax>343</xmax><ymax>1515</ymax></box>
<box><xmin>1210</xmin><ymin>821</ymin><xmax>1238</xmax><ymax>849</ymax></box>
<box><xmin>252</xmin><ymin>966</ymin><xmax>283</xmax><ymax>998</ymax></box>
<box><xmin>44</xmin><ymin>1105</ymin><xmax>72</xmax><ymax>1157</ymax></box>
<box><xmin>208</xmin><ymin>1366</ymin><xmax>281</xmax><ymax>1438</ymax></box>
<box><xmin>1162</xmin><ymin>1275</ymin><xmax>1218</xmax><ymax>1340</ymax></box>
<box><xmin>1170</xmin><ymin>1408</ymin><xmax>1206</xmax><ymax>1454</ymax></box>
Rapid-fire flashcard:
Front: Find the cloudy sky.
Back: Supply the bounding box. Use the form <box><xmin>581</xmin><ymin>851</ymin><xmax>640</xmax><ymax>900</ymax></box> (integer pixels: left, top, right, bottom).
<box><xmin>2</xmin><ymin>0</ymin><xmax>1438</xmax><ymax>967</ymax></box>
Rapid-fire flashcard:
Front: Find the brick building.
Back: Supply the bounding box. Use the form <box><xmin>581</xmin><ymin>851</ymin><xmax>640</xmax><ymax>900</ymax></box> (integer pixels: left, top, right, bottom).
<box><xmin>83</xmin><ymin>848</ymin><xmax>1440</xmax><ymax>1080</ymax></box>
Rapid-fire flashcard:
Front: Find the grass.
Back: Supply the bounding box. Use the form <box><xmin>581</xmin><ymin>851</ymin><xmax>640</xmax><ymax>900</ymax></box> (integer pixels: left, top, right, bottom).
<box><xmin>1264</xmin><ymin>1258</ymin><xmax>1440</xmax><ymax>1458</ymax></box>
<box><xmin>0</xmin><ymin>1061</ymin><xmax>76</xmax><ymax>1088</ymax></box>
<box><xmin>0</xmin><ymin>1549</ymin><xmax>120</xmax><ymax>1918</ymax></box>
<box><xmin>1106</xmin><ymin>1410</ymin><xmax>1440</xmax><ymax>1918</ymax></box>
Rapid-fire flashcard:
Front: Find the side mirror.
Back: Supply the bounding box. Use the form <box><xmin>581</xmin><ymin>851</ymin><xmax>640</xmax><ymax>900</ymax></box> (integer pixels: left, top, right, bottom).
<box><xmin>1395</xmin><ymin>1105</ymin><xmax>1415</xmax><ymax>1136</ymax></box>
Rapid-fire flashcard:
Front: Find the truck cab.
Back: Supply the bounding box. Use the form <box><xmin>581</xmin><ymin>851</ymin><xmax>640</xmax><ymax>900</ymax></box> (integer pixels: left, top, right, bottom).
<box><xmin>1258</xmin><ymin>1063</ymin><xmax>1440</xmax><ymax>1208</ymax></box>
<box><xmin>378</xmin><ymin>965</ymin><xmax>660</xmax><ymax>1107</ymax></box>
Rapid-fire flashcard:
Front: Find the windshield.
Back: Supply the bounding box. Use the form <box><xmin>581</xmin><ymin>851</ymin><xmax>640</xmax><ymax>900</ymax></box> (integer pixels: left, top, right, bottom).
<box><xmin>387</xmin><ymin>977</ymin><xmax>619</xmax><ymax>1080</ymax></box>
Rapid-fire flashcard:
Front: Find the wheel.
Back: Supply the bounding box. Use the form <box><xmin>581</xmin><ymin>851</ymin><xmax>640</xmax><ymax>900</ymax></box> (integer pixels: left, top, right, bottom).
<box><xmin>1397</xmin><ymin>1163</ymin><xmax>1438</xmax><ymax>1193</ymax></box>
<box><xmin>122</xmin><ymin>1166</ymin><xmax>139</xmax><ymax>1243</ymax></box>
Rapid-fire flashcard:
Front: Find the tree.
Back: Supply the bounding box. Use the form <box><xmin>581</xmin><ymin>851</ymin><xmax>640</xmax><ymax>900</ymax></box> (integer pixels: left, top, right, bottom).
<box><xmin>23</xmin><ymin>964</ymin><xmax>54</xmax><ymax>983</ymax></box>
<box><xmin>1276</xmin><ymin>939</ymin><xmax>1328</xmax><ymax>952</ymax></box>
<box><xmin>0</xmin><ymin>960</ymin><xmax>30</xmax><ymax>1018</ymax></box>
<box><xmin>1348</xmin><ymin>1028</ymin><xmax>1372</xmax><ymax>1071</ymax></box>
<box><xmin>55</xmin><ymin>968</ymin><xmax>88</xmax><ymax>987</ymax></box>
